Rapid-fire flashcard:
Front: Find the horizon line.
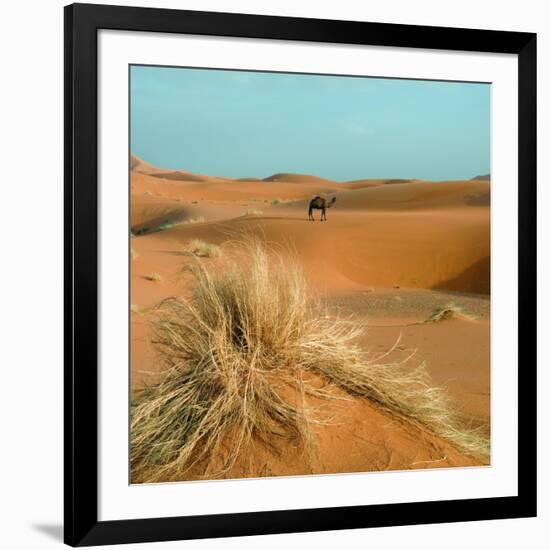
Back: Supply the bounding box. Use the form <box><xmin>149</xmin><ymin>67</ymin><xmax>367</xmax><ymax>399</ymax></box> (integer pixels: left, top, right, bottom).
<box><xmin>130</xmin><ymin>154</ymin><xmax>490</xmax><ymax>183</ymax></box>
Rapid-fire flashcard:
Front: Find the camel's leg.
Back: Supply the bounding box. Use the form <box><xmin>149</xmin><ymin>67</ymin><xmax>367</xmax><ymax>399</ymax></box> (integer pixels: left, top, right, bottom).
<box><xmin>321</xmin><ymin>208</ymin><xmax>326</xmax><ymax>221</ymax></box>
<box><xmin>308</xmin><ymin>207</ymin><xmax>314</xmax><ymax>221</ymax></box>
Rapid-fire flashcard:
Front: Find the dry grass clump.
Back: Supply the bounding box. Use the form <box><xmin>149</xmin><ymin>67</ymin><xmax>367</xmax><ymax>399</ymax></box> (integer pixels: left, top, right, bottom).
<box><xmin>131</xmin><ymin>239</ymin><xmax>489</xmax><ymax>483</ymax></box>
<box><xmin>131</xmin><ymin>215</ymin><xmax>206</xmax><ymax>237</ymax></box>
<box><xmin>130</xmin><ymin>304</ymin><xmax>141</xmax><ymax>314</ymax></box>
<box><xmin>185</xmin><ymin>239</ymin><xmax>222</xmax><ymax>258</ymax></box>
<box><xmin>242</xmin><ymin>209</ymin><xmax>263</xmax><ymax>217</ymax></box>
<box><xmin>157</xmin><ymin>222</ymin><xmax>177</xmax><ymax>231</ymax></box>
<box><xmin>144</xmin><ymin>272</ymin><xmax>162</xmax><ymax>282</ymax></box>
<box><xmin>271</xmin><ymin>198</ymin><xmax>293</xmax><ymax>205</ymax></box>
<box><xmin>426</xmin><ymin>304</ymin><xmax>476</xmax><ymax>323</ymax></box>
<box><xmin>131</xmin><ymin>247</ymin><xmax>139</xmax><ymax>260</ymax></box>
<box><xmin>182</xmin><ymin>216</ymin><xmax>205</xmax><ymax>225</ymax></box>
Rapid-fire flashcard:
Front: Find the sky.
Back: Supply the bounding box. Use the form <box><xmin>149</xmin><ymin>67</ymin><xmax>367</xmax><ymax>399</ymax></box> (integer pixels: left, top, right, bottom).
<box><xmin>130</xmin><ymin>65</ymin><xmax>490</xmax><ymax>181</ymax></box>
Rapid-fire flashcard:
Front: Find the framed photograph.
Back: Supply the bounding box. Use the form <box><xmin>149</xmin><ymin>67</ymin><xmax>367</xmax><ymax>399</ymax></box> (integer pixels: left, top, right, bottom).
<box><xmin>64</xmin><ymin>3</ymin><xmax>537</xmax><ymax>546</ymax></box>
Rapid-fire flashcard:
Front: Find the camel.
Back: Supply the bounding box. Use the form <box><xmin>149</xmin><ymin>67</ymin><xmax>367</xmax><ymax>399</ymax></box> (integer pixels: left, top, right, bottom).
<box><xmin>308</xmin><ymin>195</ymin><xmax>336</xmax><ymax>221</ymax></box>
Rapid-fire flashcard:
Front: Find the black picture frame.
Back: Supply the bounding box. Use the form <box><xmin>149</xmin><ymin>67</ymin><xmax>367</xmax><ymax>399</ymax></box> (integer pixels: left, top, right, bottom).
<box><xmin>64</xmin><ymin>2</ymin><xmax>537</xmax><ymax>546</ymax></box>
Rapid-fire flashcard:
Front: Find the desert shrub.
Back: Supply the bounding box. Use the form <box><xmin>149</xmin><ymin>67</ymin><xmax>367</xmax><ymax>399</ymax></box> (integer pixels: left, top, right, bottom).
<box><xmin>158</xmin><ymin>222</ymin><xmax>177</xmax><ymax>231</ymax></box>
<box><xmin>182</xmin><ymin>216</ymin><xmax>205</xmax><ymax>225</ymax></box>
<box><xmin>144</xmin><ymin>272</ymin><xmax>162</xmax><ymax>282</ymax></box>
<box><xmin>271</xmin><ymin>198</ymin><xmax>292</xmax><ymax>205</ymax></box>
<box><xmin>133</xmin><ymin>217</ymin><xmax>206</xmax><ymax>236</ymax></box>
<box><xmin>185</xmin><ymin>239</ymin><xmax>222</xmax><ymax>258</ymax></box>
<box><xmin>242</xmin><ymin>209</ymin><xmax>263</xmax><ymax>217</ymax></box>
<box><xmin>426</xmin><ymin>304</ymin><xmax>476</xmax><ymax>323</ymax></box>
<box><xmin>131</xmin><ymin>239</ymin><xmax>489</xmax><ymax>482</ymax></box>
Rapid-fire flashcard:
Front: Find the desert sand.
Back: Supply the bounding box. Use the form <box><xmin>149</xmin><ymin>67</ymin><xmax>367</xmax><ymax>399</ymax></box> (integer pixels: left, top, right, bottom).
<box><xmin>130</xmin><ymin>154</ymin><xmax>491</xmax><ymax>480</ymax></box>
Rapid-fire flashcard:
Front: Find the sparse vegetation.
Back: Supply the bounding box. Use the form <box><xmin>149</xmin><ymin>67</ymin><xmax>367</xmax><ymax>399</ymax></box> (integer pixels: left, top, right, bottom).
<box><xmin>132</xmin><ymin>217</ymin><xmax>206</xmax><ymax>237</ymax></box>
<box><xmin>131</xmin><ymin>239</ymin><xmax>489</xmax><ymax>483</ymax></box>
<box><xmin>426</xmin><ymin>304</ymin><xmax>476</xmax><ymax>323</ymax></box>
<box><xmin>131</xmin><ymin>304</ymin><xmax>141</xmax><ymax>314</ymax></box>
<box><xmin>182</xmin><ymin>216</ymin><xmax>205</xmax><ymax>225</ymax></box>
<box><xmin>158</xmin><ymin>221</ymin><xmax>178</xmax><ymax>231</ymax></box>
<box><xmin>144</xmin><ymin>272</ymin><xmax>162</xmax><ymax>282</ymax></box>
<box><xmin>185</xmin><ymin>239</ymin><xmax>222</xmax><ymax>258</ymax></box>
<box><xmin>271</xmin><ymin>198</ymin><xmax>293</xmax><ymax>205</ymax></box>
<box><xmin>162</xmin><ymin>217</ymin><xmax>205</xmax><ymax>230</ymax></box>
<box><xmin>242</xmin><ymin>209</ymin><xmax>263</xmax><ymax>217</ymax></box>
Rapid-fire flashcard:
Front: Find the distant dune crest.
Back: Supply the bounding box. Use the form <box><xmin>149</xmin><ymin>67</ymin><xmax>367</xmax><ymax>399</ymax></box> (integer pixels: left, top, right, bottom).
<box><xmin>131</xmin><ymin>155</ymin><xmax>486</xmax><ymax>186</ymax></box>
<box><xmin>130</xmin><ymin>155</ymin><xmax>166</xmax><ymax>174</ymax></box>
<box><xmin>263</xmin><ymin>173</ymin><xmax>336</xmax><ymax>185</ymax></box>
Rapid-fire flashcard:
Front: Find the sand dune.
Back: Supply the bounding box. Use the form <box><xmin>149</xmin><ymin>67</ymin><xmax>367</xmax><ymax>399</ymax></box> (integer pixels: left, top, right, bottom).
<box><xmin>149</xmin><ymin>170</ymin><xmax>232</xmax><ymax>184</ymax></box>
<box><xmin>132</xmin><ymin>171</ymin><xmax>347</xmax><ymax>202</ymax></box>
<box><xmin>149</xmin><ymin>171</ymin><xmax>216</xmax><ymax>183</ymax></box>
<box><xmin>339</xmin><ymin>180</ymin><xmax>385</xmax><ymax>190</ymax></box>
<box><xmin>131</xmin><ymin>195</ymin><xmax>190</xmax><ymax>230</ymax></box>
<box><xmin>130</xmin><ymin>158</ymin><xmax>491</xmax><ymax>479</ymax></box>
<box><xmin>281</xmin><ymin>180</ymin><xmax>490</xmax><ymax>211</ymax></box>
<box><xmin>360</xmin><ymin>317</ymin><xmax>490</xmax><ymax>420</ymax></box>
<box><xmin>131</xmin><ymin>176</ymin><xmax>490</xmax><ymax>293</ymax></box>
<box><xmin>130</xmin><ymin>154</ymin><xmax>170</xmax><ymax>175</ymax></box>
<box><xmin>174</xmin><ymin>371</ymin><xmax>484</xmax><ymax>482</ymax></box>
<box><xmin>262</xmin><ymin>172</ymin><xmax>337</xmax><ymax>185</ymax></box>
<box><xmin>131</xmin><ymin>155</ymin><xmax>227</xmax><ymax>183</ymax></box>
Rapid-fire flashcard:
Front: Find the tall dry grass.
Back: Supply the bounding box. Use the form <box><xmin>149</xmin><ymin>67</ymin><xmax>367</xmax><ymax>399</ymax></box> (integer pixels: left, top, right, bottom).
<box><xmin>131</xmin><ymin>239</ymin><xmax>489</xmax><ymax>483</ymax></box>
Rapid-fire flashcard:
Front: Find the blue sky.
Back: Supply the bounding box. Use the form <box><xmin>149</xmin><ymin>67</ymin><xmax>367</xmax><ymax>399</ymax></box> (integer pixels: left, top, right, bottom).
<box><xmin>130</xmin><ymin>65</ymin><xmax>490</xmax><ymax>181</ymax></box>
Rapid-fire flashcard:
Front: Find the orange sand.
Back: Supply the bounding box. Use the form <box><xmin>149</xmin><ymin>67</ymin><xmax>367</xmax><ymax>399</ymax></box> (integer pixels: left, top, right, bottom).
<box><xmin>130</xmin><ymin>155</ymin><xmax>491</xmax><ymax>477</ymax></box>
